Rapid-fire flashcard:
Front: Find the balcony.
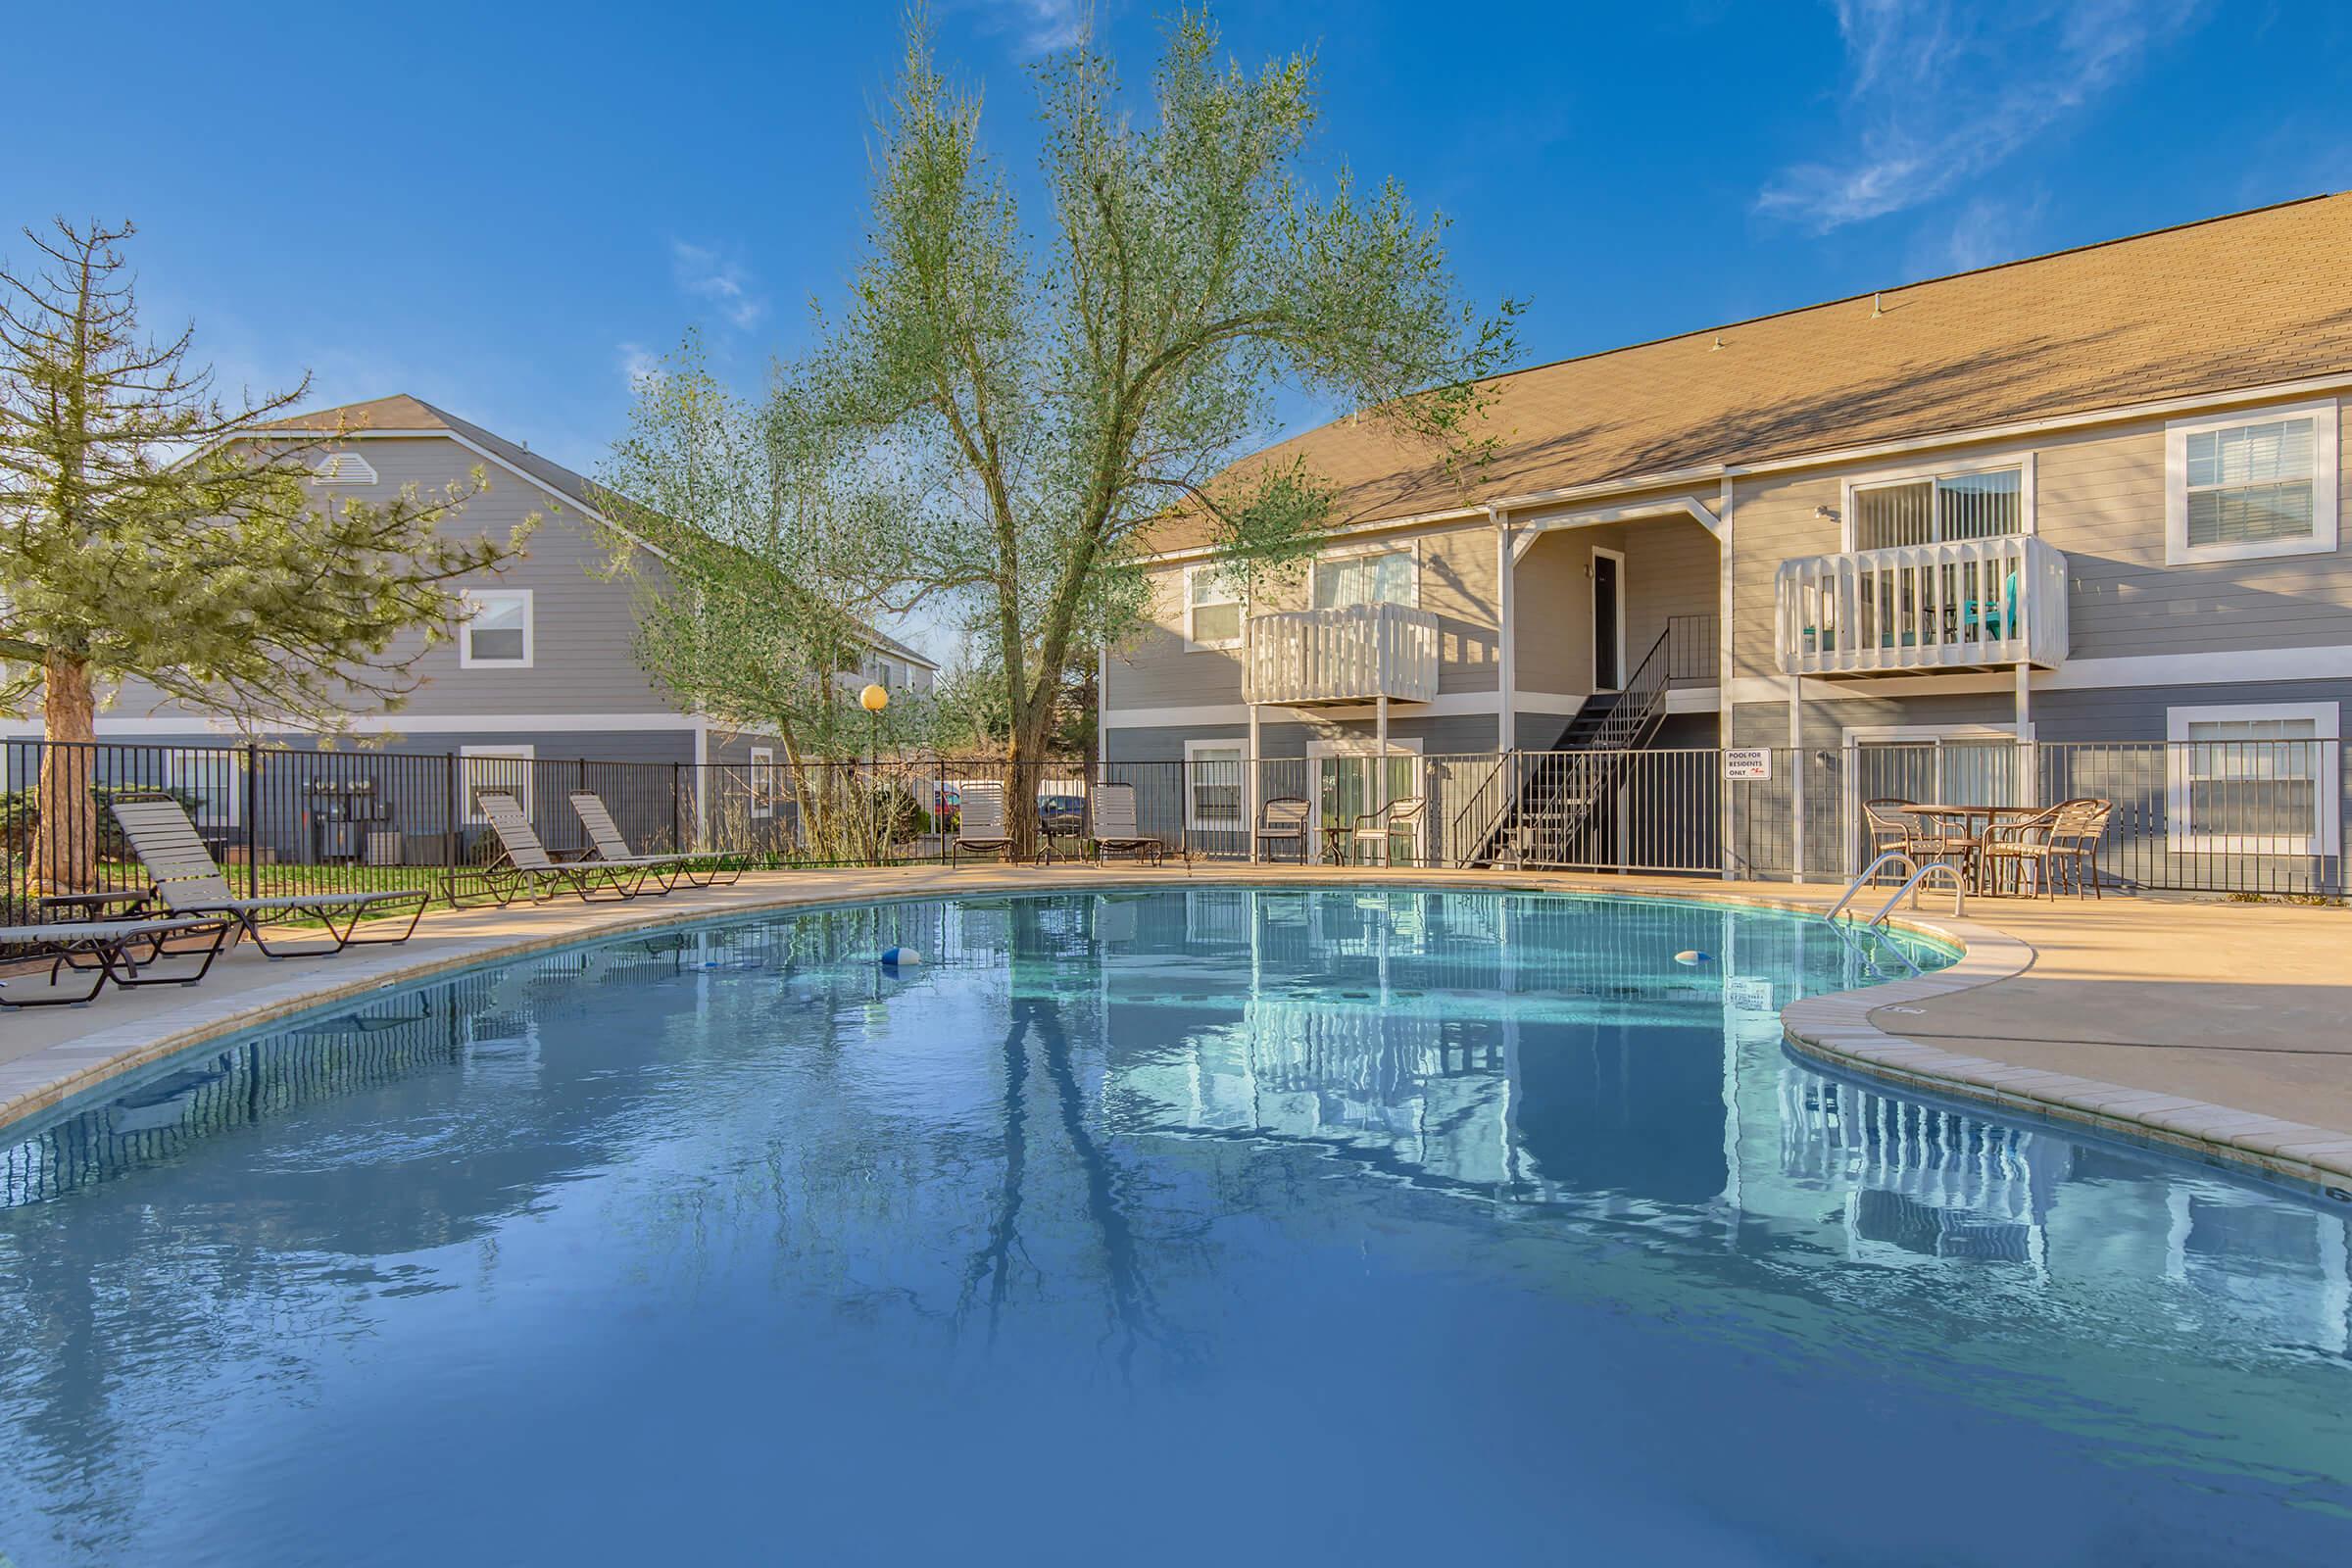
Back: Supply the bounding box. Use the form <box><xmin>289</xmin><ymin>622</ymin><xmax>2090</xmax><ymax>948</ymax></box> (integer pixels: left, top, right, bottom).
<box><xmin>1245</xmin><ymin>604</ymin><xmax>1440</xmax><ymax>707</ymax></box>
<box><xmin>1775</xmin><ymin>534</ymin><xmax>2069</xmax><ymax>679</ymax></box>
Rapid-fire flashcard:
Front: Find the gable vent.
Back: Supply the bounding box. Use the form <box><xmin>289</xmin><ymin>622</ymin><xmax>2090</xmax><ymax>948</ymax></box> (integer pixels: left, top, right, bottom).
<box><xmin>310</xmin><ymin>452</ymin><xmax>378</xmax><ymax>486</ymax></box>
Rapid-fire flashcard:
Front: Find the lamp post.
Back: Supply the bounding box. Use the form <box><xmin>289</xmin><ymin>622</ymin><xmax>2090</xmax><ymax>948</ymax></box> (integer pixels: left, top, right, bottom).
<box><xmin>859</xmin><ymin>682</ymin><xmax>890</xmax><ymax>861</ymax></box>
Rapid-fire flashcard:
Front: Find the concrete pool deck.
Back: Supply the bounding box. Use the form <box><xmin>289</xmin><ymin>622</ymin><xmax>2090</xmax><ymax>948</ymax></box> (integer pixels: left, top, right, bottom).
<box><xmin>2</xmin><ymin>864</ymin><xmax>2348</xmax><ymax>1190</ymax></box>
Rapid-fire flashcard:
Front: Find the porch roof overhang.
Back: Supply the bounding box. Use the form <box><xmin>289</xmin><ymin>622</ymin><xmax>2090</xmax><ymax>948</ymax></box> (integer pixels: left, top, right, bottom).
<box><xmin>1506</xmin><ymin>497</ymin><xmax>1723</xmax><ymax>564</ymax></box>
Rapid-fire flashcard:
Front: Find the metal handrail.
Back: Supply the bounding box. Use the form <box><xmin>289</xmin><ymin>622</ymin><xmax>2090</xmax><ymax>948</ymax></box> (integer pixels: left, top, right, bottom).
<box><xmin>1826</xmin><ymin>851</ymin><xmax>1922</xmax><ymax>921</ymax></box>
<box><xmin>1862</xmin><ymin>861</ymin><xmax>1966</xmax><ymax>924</ymax></box>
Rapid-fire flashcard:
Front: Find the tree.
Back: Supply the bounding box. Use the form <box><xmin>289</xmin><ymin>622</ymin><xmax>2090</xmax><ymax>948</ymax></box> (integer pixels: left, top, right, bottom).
<box><xmin>0</xmin><ymin>219</ymin><xmax>527</xmax><ymax>889</ymax></box>
<box><xmin>801</xmin><ymin>10</ymin><xmax>1517</xmax><ymax>828</ymax></box>
<box><xmin>595</xmin><ymin>334</ymin><xmax>913</xmax><ymax>856</ymax></box>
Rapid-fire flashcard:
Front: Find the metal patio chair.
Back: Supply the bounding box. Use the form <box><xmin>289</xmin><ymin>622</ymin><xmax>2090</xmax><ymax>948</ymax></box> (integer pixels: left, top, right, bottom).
<box><xmin>1090</xmin><ymin>782</ymin><xmax>1165</xmax><ymax>866</ymax></box>
<box><xmin>569</xmin><ymin>790</ymin><xmax>743</xmax><ymax>890</ymax></box>
<box><xmin>1256</xmin><ymin>796</ymin><xmax>1311</xmax><ymax>863</ymax></box>
<box><xmin>950</xmin><ymin>780</ymin><xmax>1018</xmax><ymax>866</ymax></box>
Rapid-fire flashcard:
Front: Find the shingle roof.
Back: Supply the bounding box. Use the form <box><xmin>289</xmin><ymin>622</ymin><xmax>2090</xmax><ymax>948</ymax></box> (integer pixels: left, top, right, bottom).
<box><xmin>264</xmin><ymin>394</ymin><xmax>938</xmax><ymax>669</ymax></box>
<box><xmin>1227</xmin><ymin>191</ymin><xmax>2352</xmax><ymax>527</ymax></box>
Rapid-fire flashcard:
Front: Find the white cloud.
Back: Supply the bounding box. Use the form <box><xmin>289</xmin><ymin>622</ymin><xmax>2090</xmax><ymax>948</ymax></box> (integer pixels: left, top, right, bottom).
<box><xmin>618</xmin><ymin>342</ymin><xmax>663</xmax><ymax>396</ymax></box>
<box><xmin>956</xmin><ymin>0</ymin><xmax>1092</xmax><ymax>55</ymax></box>
<box><xmin>1758</xmin><ymin>0</ymin><xmax>2200</xmax><ymax>231</ymax></box>
<box><xmin>669</xmin><ymin>240</ymin><xmax>766</xmax><ymax>330</ymax></box>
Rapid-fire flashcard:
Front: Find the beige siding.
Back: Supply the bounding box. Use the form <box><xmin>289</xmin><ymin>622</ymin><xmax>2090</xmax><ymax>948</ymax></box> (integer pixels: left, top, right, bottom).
<box><xmin>1105</xmin><ymin>565</ymin><xmax>1248</xmax><ymax>709</ymax></box>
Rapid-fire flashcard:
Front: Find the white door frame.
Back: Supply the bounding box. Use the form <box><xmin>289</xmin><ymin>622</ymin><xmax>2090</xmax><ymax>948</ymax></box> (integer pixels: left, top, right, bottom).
<box><xmin>1307</xmin><ymin>735</ymin><xmax>1425</xmax><ymax>858</ymax></box>
<box><xmin>1591</xmin><ymin>545</ymin><xmax>1627</xmax><ymax>693</ymax></box>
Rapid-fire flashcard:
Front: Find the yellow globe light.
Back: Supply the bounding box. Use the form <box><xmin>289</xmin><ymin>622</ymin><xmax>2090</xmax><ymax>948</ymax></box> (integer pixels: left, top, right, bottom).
<box><xmin>859</xmin><ymin>682</ymin><xmax>891</xmax><ymax>712</ymax></box>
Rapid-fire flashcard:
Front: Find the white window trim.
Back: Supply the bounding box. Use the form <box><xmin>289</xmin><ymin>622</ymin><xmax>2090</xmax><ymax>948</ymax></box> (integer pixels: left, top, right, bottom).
<box><xmin>164</xmin><ymin>749</ymin><xmax>242</xmax><ymax>828</ymax></box>
<box><xmin>749</xmin><ymin>746</ymin><xmax>776</xmax><ymax>818</ymax></box>
<box><xmin>1183</xmin><ymin>737</ymin><xmax>1247</xmax><ymax>832</ymax></box>
<box><xmin>1183</xmin><ymin>565</ymin><xmax>1246</xmax><ymax>652</ymax></box>
<box><xmin>1840</xmin><ymin>452</ymin><xmax>2036</xmax><ymax>553</ymax></box>
<box><xmin>459</xmin><ymin>588</ymin><xmax>535</xmax><ymax>669</ymax></box>
<box><xmin>1310</xmin><ymin>540</ymin><xmax>1422</xmax><ymax>610</ymax></box>
<box><xmin>2165</xmin><ymin>701</ymin><xmax>2340</xmax><ymax>857</ymax></box>
<box><xmin>460</xmin><ymin>744</ymin><xmax>534</xmax><ymax>823</ymax></box>
<box><xmin>2164</xmin><ymin>399</ymin><xmax>2339</xmax><ymax>566</ymax></box>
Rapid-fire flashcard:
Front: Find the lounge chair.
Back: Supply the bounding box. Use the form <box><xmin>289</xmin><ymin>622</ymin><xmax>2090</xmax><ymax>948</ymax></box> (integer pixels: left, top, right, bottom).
<box><xmin>1348</xmin><ymin>797</ymin><xmax>1427</xmax><ymax>866</ymax></box>
<box><xmin>111</xmin><ymin>797</ymin><xmax>429</xmax><ymax>956</ymax></box>
<box><xmin>1090</xmin><ymin>782</ymin><xmax>1165</xmax><ymax>866</ymax></box>
<box><xmin>569</xmin><ymin>790</ymin><xmax>742</xmax><ymax>890</ymax></box>
<box><xmin>0</xmin><ymin>916</ymin><xmax>233</xmax><ymax>1007</ymax></box>
<box><xmin>950</xmin><ymin>781</ymin><xmax>1017</xmax><ymax>866</ymax></box>
<box><xmin>1256</xmin><ymin>796</ymin><xmax>1310</xmax><ymax>863</ymax></box>
<box><xmin>469</xmin><ymin>791</ymin><xmax>653</xmax><ymax>904</ymax></box>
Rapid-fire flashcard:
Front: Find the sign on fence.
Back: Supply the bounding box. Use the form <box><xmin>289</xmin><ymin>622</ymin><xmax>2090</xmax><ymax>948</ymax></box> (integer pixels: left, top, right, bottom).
<box><xmin>1724</xmin><ymin>748</ymin><xmax>1773</xmax><ymax>781</ymax></box>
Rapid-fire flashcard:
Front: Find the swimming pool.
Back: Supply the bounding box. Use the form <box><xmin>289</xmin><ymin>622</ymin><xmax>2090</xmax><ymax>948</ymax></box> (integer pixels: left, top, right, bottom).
<box><xmin>0</xmin><ymin>887</ymin><xmax>2344</xmax><ymax>1565</ymax></box>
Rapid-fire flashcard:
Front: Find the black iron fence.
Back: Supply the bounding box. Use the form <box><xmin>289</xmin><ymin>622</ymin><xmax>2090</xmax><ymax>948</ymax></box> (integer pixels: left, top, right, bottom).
<box><xmin>4</xmin><ymin>735</ymin><xmax>2346</xmax><ymax>924</ymax></box>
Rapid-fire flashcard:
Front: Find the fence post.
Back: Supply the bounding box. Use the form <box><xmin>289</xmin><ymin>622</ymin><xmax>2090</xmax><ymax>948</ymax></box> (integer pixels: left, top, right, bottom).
<box><xmin>672</xmin><ymin>761</ymin><xmax>685</xmax><ymax>854</ymax></box>
<box><xmin>244</xmin><ymin>743</ymin><xmax>261</xmax><ymax>901</ymax></box>
<box><xmin>443</xmin><ymin>752</ymin><xmax>459</xmax><ymax>878</ymax></box>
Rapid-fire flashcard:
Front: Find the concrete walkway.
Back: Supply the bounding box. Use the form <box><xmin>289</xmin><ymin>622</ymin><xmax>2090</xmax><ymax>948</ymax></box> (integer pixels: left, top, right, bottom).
<box><xmin>3</xmin><ymin>864</ymin><xmax>2347</xmax><ymax>1187</ymax></box>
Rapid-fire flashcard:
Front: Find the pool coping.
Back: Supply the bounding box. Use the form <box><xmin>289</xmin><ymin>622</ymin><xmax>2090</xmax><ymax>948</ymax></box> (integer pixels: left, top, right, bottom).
<box><xmin>3</xmin><ymin>866</ymin><xmax>2346</xmax><ymax>1194</ymax></box>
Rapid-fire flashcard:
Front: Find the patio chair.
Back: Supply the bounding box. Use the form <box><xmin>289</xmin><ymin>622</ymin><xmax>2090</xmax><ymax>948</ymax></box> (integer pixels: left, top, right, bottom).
<box><xmin>0</xmin><ymin>916</ymin><xmax>234</xmax><ymax>1007</ymax></box>
<box><xmin>1348</xmin><ymin>796</ymin><xmax>1427</xmax><ymax>867</ymax></box>
<box><xmin>111</xmin><ymin>796</ymin><xmax>430</xmax><ymax>957</ymax></box>
<box><xmin>469</xmin><ymin>791</ymin><xmax>653</xmax><ymax>904</ymax></box>
<box><xmin>1090</xmin><ymin>782</ymin><xmax>1165</xmax><ymax>866</ymax></box>
<box><xmin>1983</xmin><ymin>798</ymin><xmax>2111</xmax><ymax>899</ymax></box>
<box><xmin>950</xmin><ymin>780</ymin><xmax>1017</xmax><ymax>866</ymax></box>
<box><xmin>569</xmin><ymin>791</ymin><xmax>743</xmax><ymax>891</ymax></box>
<box><xmin>1256</xmin><ymin>796</ymin><xmax>1311</xmax><ymax>863</ymax></box>
<box><xmin>1862</xmin><ymin>798</ymin><xmax>1926</xmax><ymax>872</ymax></box>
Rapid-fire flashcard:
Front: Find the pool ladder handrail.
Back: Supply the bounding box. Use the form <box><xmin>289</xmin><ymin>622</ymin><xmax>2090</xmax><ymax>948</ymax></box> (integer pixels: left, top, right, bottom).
<box><xmin>1826</xmin><ymin>851</ymin><xmax>1966</xmax><ymax>925</ymax></box>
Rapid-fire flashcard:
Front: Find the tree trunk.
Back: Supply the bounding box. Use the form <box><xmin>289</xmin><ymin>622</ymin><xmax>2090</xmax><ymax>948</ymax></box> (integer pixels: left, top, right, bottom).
<box><xmin>1004</xmin><ymin>703</ymin><xmax>1054</xmax><ymax>860</ymax></box>
<box><xmin>31</xmin><ymin>655</ymin><xmax>99</xmax><ymax>894</ymax></box>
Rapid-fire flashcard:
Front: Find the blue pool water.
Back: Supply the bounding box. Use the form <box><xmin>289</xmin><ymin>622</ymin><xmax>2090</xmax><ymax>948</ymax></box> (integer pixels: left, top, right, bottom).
<box><xmin>0</xmin><ymin>888</ymin><xmax>2347</xmax><ymax>1565</ymax></box>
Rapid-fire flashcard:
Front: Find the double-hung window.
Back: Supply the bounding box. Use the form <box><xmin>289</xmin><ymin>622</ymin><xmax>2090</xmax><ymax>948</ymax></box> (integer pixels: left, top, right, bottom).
<box><xmin>1184</xmin><ymin>739</ymin><xmax>1246</xmax><ymax>833</ymax></box>
<box><xmin>749</xmin><ymin>747</ymin><xmax>777</xmax><ymax>819</ymax></box>
<box><xmin>1850</xmin><ymin>466</ymin><xmax>2026</xmax><ymax>551</ymax></box>
<box><xmin>2167</xmin><ymin>402</ymin><xmax>2339</xmax><ymax>564</ymax></box>
<box><xmin>1185</xmin><ymin>567</ymin><xmax>1244</xmax><ymax>650</ymax></box>
<box><xmin>1311</xmin><ymin>548</ymin><xmax>1418</xmax><ymax>610</ymax></box>
<box><xmin>461</xmin><ymin>744</ymin><xmax>534</xmax><ymax>822</ymax></box>
<box><xmin>2168</xmin><ymin>704</ymin><xmax>2340</xmax><ymax>857</ymax></box>
<box><xmin>461</xmin><ymin>589</ymin><xmax>534</xmax><ymax>668</ymax></box>
<box><xmin>165</xmin><ymin>749</ymin><xmax>241</xmax><ymax>829</ymax></box>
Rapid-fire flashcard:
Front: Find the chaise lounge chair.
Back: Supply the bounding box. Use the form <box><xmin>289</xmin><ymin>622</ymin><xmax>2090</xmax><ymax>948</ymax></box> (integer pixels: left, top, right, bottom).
<box><xmin>950</xmin><ymin>780</ymin><xmax>1018</xmax><ymax>866</ymax></box>
<box><xmin>111</xmin><ymin>796</ymin><xmax>429</xmax><ymax>957</ymax></box>
<box><xmin>1090</xmin><ymin>782</ymin><xmax>1165</xmax><ymax>866</ymax></box>
<box><xmin>0</xmin><ymin>916</ymin><xmax>234</xmax><ymax>1007</ymax></box>
<box><xmin>469</xmin><ymin>791</ymin><xmax>655</xmax><ymax>904</ymax></box>
<box><xmin>568</xmin><ymin>790</ymin><xmax>743</xmax><ymax>891</ymax></box>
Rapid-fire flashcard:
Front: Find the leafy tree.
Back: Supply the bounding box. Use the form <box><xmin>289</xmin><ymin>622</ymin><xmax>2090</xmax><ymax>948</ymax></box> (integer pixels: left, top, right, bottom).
<box><xmin>800</xmin><ymin>10</ymin><xmax>1517</xmax><ymax>828</ymax></box>
<box><xmin>0</xmin><ymin>219</ymin><xmax>525</xmax><ymax>889</ymax></box>
<box><xmin>595</xmin><ymin>334</ymin><xmax>916</xmax><ymax>854</ymax></box>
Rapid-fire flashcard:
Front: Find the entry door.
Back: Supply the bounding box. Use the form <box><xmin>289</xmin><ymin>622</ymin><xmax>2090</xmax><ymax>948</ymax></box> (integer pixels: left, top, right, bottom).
<box><xmin>1592</xmin><ymin>550</ymin><xmax>1624</xmax><ymax>691</ymax></box>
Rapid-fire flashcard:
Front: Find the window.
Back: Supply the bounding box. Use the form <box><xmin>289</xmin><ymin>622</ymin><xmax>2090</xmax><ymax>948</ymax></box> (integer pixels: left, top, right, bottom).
<box><xmin>310</xmin><ymin>452</ymin><xmax>378</xmax><ymax>486</ymax></box>
<box><xmin>2168</xmin><ymin>704</ymin><xmax>2339</xmax><ymax>857</ymax></box>
<box><xmin>1184</xmin><ymin>740</ymin><xmax>1245</xmax><ymax>832</ymax></box>
<box><xmin>1312</xmin><ymin>547</ymin><xmax>1418</xmax><ymax>610</ymax></box>
<box><xmin>1185</xmin><ymin>566</ymin><xmax>1244</xmax><ymax>650</ymax></box>
<box><xmin>460</xmin><ymin>589</ymin><xmax>534</xmax><ymax>668</ymax></box>
<box><xmin>461</xmin><ymin>744</ymin><xmax>534</xmax><ymax>822</ymax></box>
<box><xmin>749</xmin><ymin>746</ymin><xmax>777</xmax><ymax>818</ymax></box>
<box><xmin>2167</xmin><ymin>402</ymin><xmax>2338</xmax><ymax>564</ymax></box>
<box><xmin>165</xmin><ymin>749</ymin><xmax>241</xmax><ymax>828</ymax></box>
<box><xmin>1851</xmin><ymin>466</ymin><xmax>2025</xmax><ymax>551</ymax></box>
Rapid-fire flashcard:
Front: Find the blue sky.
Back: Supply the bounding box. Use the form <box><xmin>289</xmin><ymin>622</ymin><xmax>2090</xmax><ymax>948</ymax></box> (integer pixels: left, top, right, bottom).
<box><xmin>12</xmin><ymin>0</ymin><xmax>2351</xmax><ymax>661</ymax></box>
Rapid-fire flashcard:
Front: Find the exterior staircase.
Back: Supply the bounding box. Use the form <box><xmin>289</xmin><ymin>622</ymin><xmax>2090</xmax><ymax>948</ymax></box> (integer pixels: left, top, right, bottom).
<box><xmin>1451</xmin><ymin>625</ymin><xmax>1679</xmax><ymax>868</ymax></box>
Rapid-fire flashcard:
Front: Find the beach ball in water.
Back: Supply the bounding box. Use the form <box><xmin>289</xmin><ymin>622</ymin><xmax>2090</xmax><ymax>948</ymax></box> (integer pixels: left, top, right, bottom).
<box><xmin>1674</xmin><ymin>950</ymin><xmax>1712</xmax><ymax>966</ymax></box>
<box><xmin>880</xmin><ymin>947</ymin><xmax>924</xmax><ymax>968</ymax></box>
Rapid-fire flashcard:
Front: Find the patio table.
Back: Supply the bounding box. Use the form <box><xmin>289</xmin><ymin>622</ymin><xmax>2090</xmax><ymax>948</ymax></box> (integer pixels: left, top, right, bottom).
<box><xmin>1895</xmin><ymin>804</ymin><xmax>2043</xmax><ymax>893</ymax></box>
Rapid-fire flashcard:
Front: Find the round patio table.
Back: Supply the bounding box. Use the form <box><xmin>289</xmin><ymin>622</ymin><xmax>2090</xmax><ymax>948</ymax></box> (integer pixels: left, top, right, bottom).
<box><xmin>1319</xmin><ymin>823</ymin><xmax>1352</xmax><ymax>865</ymax></box>
<box><xmin>1895</xmin><ymin>804</ymin><xmax>2043</xmax><ymax>893</ymax></box>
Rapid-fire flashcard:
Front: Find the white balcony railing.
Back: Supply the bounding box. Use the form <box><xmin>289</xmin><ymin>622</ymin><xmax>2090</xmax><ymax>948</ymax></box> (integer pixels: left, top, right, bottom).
<box><xmin>1775</xmin><ymin>535</ymin><xmax>2069</xmax><ymax>678</ymax></box>
<box><xmin>1245</xmin><ymin>603</ymin><xmax>1440</xmax><ymax>706</ymax></box>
